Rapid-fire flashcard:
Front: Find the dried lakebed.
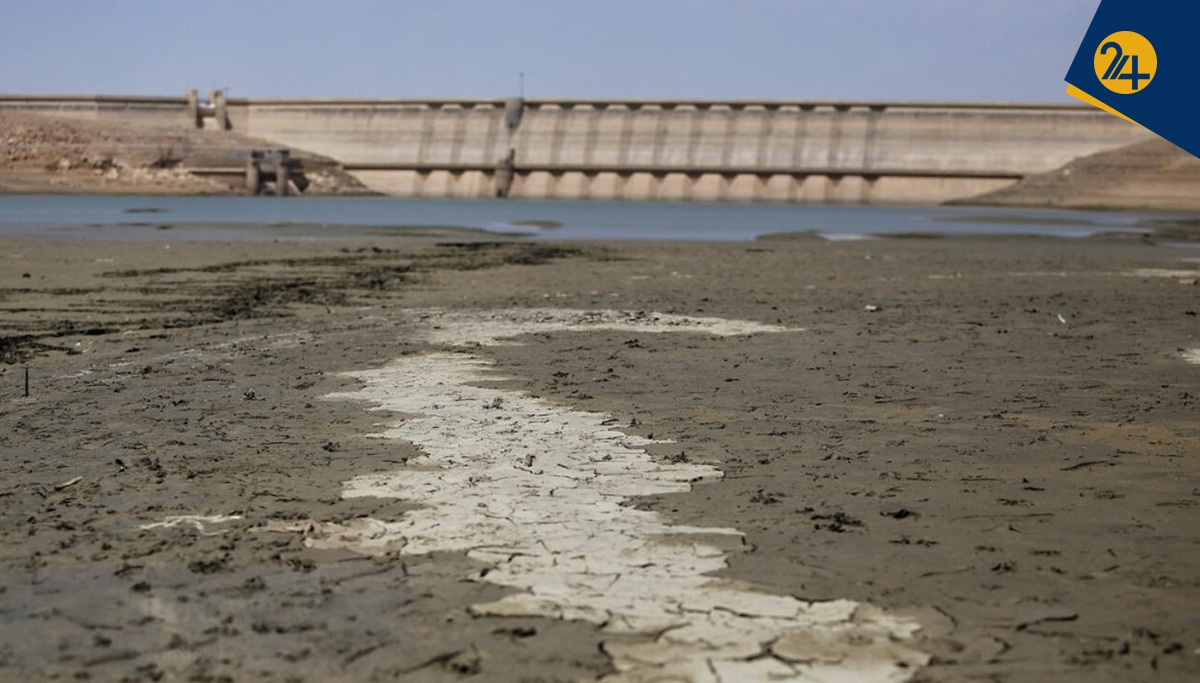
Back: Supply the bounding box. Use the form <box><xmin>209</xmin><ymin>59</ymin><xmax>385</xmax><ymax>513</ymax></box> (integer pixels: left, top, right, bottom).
<box><xmin>7</xmin><ymin>236</ymin><xmax>1200</xmax><ymax>682</ymax></box>
<box><xmin>271</xmin><ymin>309</ymin><xmax>929</xmax><ymax>683</ymax></box>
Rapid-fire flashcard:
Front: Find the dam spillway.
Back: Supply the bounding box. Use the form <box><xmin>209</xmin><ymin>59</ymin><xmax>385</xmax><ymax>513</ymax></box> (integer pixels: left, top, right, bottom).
<box><xmin>0</xmin><ymin>94</ymin><xmax>1153</xmax><ymax>203</ymax></box>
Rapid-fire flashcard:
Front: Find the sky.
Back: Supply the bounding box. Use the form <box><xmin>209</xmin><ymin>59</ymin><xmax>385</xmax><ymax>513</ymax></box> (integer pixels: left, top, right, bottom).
<box><xmin>0</xmin><ymin>0</ymin><xmax>1100</xmax><ymax>102</ymax></box>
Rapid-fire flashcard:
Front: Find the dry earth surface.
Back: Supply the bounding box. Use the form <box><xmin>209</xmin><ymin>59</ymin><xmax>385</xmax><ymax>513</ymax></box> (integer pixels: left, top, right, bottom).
<box><xmin>0</xmin><ymin>230</ymin><xmax>1199</xmax><ymax>682</ymax></box>
<box><xmin>963</xmin><ymin>139</ymin><xmax>1200</xmax><ymax>212</ymax></box>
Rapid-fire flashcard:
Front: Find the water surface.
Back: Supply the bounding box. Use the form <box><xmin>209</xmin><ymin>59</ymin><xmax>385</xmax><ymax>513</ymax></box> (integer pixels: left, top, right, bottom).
<box><xmin>0</xmin><ymin>195</ymin><xmax>1187</xmax><ymax>242</ymax></box>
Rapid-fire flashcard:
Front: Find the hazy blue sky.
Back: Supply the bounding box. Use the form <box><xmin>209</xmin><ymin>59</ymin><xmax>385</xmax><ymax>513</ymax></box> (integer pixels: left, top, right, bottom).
<box><xmin>1</xmin><ymin>1</ymin><xmax>1099</xmax><ymax>102</ymax></box>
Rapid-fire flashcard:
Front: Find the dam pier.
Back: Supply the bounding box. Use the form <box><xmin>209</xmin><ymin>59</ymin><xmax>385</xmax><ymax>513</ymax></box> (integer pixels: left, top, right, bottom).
<box><xmin>0</xmin><ymin>91</ymin><xmax>1151</xmax><ymax>203</ymax></box>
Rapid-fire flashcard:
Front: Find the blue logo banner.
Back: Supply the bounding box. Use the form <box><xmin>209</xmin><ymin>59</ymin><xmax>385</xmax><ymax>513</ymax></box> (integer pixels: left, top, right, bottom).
<box><xmin>1065</xmin><ymin>0</ymin><xmax>1200</xmax><ymax>159</ymax></box>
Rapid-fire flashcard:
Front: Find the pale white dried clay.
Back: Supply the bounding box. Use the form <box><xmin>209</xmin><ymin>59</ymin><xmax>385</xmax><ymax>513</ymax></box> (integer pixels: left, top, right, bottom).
<box><xmin>319</xmin><ymin>309</ymin><xmax>928</xmax><ymax>682</ymax></box>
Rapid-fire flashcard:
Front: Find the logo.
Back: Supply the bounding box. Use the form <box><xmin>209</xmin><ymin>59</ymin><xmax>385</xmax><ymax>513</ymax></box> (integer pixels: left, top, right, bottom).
<box><xmin>1093</xmin><ymin>31</ymin><xmax>1156</xmax><ymax>94</ymax></box>
<box><xmin>1065</xmin><ymin>1</ymin><xmax>1200</xmax><ymax>160</ymax></box>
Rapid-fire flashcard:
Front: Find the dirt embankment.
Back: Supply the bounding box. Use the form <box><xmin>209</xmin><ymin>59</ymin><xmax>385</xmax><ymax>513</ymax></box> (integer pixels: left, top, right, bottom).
<box><xmin>960</xmin><ymin>138</ymin><xmax>1200</xmax><ymax>212</ymax></box>
<box><xmin>0</xmin><ymin>110</ymin><xmax>371</xmax><ymax>195</ymax></box>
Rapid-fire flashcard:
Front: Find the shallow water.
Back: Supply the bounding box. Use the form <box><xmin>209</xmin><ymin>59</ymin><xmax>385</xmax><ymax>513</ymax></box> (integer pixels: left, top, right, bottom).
<box><xmin>0</xmin><ymin>194</ymin><xmax>1188</xmax><ymax>242</ymax></box>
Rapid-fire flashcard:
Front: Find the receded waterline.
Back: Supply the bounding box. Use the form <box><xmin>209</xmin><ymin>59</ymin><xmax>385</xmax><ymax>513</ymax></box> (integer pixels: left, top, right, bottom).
<box><xmin>0</xmin><ymin>194</ymin><xmax>1183</xmax><ymax>242</ymax></box>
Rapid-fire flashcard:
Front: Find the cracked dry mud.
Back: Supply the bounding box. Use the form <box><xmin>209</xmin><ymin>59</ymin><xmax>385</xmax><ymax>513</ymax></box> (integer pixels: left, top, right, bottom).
<box><xmin>1</xmin><ymin>231</ymin><xmax>1199</xmax><ymax>682</ymax></box>
<box><xmin>300</xmin><ymin>311</ymin><xmax>926</xmax><ymax>682</ymax></box>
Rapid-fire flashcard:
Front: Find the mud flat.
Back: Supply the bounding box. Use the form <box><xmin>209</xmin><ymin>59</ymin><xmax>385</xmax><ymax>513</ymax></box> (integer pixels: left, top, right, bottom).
<box><xmin>1</xmin><ymin>231</ymin><xmax>1199</xmax><ymax>682</ymax></box>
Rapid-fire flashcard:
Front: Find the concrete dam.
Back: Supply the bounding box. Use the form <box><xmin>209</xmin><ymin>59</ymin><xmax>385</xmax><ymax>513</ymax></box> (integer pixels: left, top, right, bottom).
<box><xmin>1</xmin><ymin>93</ymin><xmax>1153</xmax><ymax>203</ymax></box>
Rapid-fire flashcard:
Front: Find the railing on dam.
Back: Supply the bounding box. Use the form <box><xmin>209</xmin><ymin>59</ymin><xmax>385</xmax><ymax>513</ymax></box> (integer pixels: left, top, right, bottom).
<box><xmin>0</xmin><ymin>92</ymin><xmax>1154</xmax><ymax>203</ymax></box>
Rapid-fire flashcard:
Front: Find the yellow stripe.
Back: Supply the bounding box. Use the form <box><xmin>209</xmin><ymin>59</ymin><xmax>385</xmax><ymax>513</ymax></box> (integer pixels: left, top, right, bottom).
<box><xmin>1065</xmin><ymin>84</ymin><xmax>1143</xmax><ymax>126</ymax></box>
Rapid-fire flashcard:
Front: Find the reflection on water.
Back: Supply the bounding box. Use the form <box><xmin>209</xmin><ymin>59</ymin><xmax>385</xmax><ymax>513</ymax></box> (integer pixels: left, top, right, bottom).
<box><xmin>0</xmin><ymin>194</ymin><xmax>1190</xmax><ymax>242</ymax></box>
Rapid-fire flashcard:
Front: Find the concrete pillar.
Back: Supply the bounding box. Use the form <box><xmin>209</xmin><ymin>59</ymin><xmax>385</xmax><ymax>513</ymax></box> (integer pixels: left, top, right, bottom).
<box><xmin>504</xmin><ymin>98</ymin><xmax>525</xmax><ymax>133</ymax></box>
<box><xmin>246</xmin><ymin>159</ymin><xmax>261</xmax><ymax>194</ymax></box>
<box><xmin>185</xmin><ymin>89</ymin><xmax>201</xmax><ymax>128</ymax></box>
<box><xmin>211</xmin><ymin>90</ymin><xmax>229</xmax><ymax>130</ymax></box>
<box><xmin>276</xmin><ymin>150</ymin><xmax>290</xmax><ymax>196</ymax></box>
<box><xmin>494</xmin><ymin>148</ymin><xmax>516</xmax><ymax>197</ymax></box>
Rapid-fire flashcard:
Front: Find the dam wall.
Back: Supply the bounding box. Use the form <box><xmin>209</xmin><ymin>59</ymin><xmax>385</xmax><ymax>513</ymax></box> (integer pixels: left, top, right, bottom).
<box><xmin>237</xmin><ymin>99</ymin><xmax>1152</xmax><ymax>203</ymax></box>
<box><xmin>1</xmin><ymin>94</ymin><xmax>1154</xmax><ymax>204</ymax></box>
